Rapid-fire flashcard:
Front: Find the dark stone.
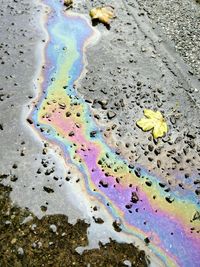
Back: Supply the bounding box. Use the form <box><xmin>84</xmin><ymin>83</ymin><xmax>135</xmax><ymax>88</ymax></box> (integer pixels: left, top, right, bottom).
<box><xmin>165</xmin><ymin>196</ymin><xmax>174</xmax><ymax>203</ymax></box>
<box><xmin>68</xmin><ymin>131</ymin><xmax>74</xmax><ymax>137</ymax></box>
<box><xmin>92</xmin><ymin>217</ymin><xmax>104</xmax><ymax>224</ymax></box>
<box><xmin>112</xmin><ymin>220</ymin><xmax>122</xmax><ymax>232</ymax></box>
<box><xmin>43</xmin><ymin>186</ymin><xmax>54</xmax><ymax>193</ymax></box>
<box><xmin>99</xmin><ymin>180</ymin><xmax>109</xmax><ymax>188</ymax></box>
<box><xmin>107</xmin><ymin>111</ymin><xmax>116</xmax><ymax>119</ymax></box>
<box><xmin>134</xmin><ymin>168</ymin><xmax>141</xmax><ymax>178</ymax></box>
<box><xmin>131</xmin><ymin>192</ymin><xmax>139</xmax><ymax>203</ymax></box>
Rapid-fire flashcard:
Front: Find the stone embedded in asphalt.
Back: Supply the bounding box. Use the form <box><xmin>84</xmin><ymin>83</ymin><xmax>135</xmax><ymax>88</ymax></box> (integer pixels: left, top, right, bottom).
<box><xmin>107</xmin><ymin>111</ymin><xmax>116</xmax><ymax>119</ymax></box>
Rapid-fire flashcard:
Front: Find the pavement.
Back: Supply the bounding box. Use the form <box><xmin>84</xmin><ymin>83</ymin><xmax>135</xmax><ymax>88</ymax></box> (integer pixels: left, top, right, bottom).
<box><xmin>0</xmin><ymin>0</ymin><xmax>199</xmax><ymax>266</ymax></box>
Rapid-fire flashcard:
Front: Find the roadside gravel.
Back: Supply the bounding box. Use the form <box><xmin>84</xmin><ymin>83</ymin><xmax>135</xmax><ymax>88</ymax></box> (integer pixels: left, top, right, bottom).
<box><xmin>136</xmin><ymin>0</ymin><xmax>200</xmax><ymax>78</ymax></box>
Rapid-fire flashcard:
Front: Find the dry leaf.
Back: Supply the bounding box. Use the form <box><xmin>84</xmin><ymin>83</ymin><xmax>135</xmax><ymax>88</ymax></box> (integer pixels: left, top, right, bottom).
<box><xmin>89</xmin><ymin>6</ymin><xmax>115</xmax><ymax>25</ymax></box>
<box><xmin>136</xmin><ymin>109</ymin><xmax>168</xmax><ymax>139</ymax></box>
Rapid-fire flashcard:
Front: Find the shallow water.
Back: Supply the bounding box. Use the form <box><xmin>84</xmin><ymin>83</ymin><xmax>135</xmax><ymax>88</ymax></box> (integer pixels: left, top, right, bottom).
<box><xmin>28</xmin><ymin>0</ymin><xmax>200</xmax><ymax>266</ymax></box>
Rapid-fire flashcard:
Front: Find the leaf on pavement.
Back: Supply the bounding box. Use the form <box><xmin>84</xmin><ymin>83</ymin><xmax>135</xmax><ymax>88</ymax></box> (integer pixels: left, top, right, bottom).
<box><xmin>89</xmin><ymin>6</ymin><xmax>115</xmax><ymax>25</ymax></box>
<box><xmin>136</xmin><ymin>109</ymin><xmax>168</xmax><ymax>139</ymax></box>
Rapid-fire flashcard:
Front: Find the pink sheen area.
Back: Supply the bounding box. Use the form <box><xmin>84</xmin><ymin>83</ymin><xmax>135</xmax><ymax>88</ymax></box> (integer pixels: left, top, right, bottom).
<box><xmin>46</xmin><ymin>111</ymin><xmax>86</xmax><ymax>143</ymax></box>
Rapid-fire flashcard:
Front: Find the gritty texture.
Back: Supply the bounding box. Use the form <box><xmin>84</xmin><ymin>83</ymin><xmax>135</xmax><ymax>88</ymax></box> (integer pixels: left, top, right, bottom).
<box><xmin>0</xmin><ymin>184</ymin><xmax>148</xmax><ymax>267</ymax></box>
<box><xmin>78</xmin><ymin>0</ymin><xmax>200</xmax><ymax>198</ymax></box>
<box><xmin>136</xmin><ymin>0</ymin><xmax>200</xmax><ymax>77</ymax></box>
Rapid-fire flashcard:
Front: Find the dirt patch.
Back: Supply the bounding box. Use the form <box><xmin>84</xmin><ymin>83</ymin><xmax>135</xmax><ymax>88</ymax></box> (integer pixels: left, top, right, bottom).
<box><xmin>0</xmin><ymin>184</ymin><xmax>148</xmax><ymax>267</ymax></box>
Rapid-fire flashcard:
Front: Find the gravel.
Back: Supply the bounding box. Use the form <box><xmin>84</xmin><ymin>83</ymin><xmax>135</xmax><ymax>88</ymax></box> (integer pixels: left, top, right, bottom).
<box><xmin>136</xmin><ymin>0</ymin><xmax>200</xmax><ymax>78</ymax></box>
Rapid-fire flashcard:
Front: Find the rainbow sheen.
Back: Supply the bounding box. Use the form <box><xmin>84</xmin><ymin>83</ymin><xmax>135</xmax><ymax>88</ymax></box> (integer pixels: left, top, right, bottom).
<box><xmin>30</xmin><ymin>0</ymin><xmax>200</xmax><ymax>266</ymax></box>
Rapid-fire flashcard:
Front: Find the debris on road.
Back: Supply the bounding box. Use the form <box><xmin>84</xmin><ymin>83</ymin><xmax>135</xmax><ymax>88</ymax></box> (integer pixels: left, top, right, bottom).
<box><xmin>136</xmin><ymin>109</ymin><xmax>168</xmax><ymax>139</ymax></box>
<box><xmin>90</xmin><ymin>6</ymin><xmax>115</xmax><ymax>25</ymax></box>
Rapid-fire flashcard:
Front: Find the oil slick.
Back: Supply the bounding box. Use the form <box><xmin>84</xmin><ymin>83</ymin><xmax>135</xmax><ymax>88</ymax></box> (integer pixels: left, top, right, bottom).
<box><xmin>29</xmin><ymin>0</ymin><xmax>200</xmax><ymax>266</ymax></box>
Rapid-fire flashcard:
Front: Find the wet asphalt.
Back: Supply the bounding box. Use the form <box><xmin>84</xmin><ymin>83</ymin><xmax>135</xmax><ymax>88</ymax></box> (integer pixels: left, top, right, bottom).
<box><xmin>0</xmin><ymin>0</ymin><xmax>200</xmax><ymax>266</ymax></box>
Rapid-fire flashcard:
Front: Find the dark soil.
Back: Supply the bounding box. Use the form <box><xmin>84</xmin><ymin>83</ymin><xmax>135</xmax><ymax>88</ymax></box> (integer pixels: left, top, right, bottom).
<box><xmin>0</xmin><ymin>184</ymin><xmax>148</xmax><ymax>267</ymax></box>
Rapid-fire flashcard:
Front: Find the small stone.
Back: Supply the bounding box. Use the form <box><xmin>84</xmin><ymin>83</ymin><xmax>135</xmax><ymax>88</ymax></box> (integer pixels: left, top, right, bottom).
<box><xmin>17</xmin><ymin>247</ymin><xmax>24</xmax><ymax>257</ymax></box>
<box><xmin>107</xmin><ymin>111</ymin><xmax>116</xmax><ymax>119</ymax></box>
<box><xmin>192</xmin><ymin>211</ymin><xmax>200</xmax><ymax>221</ymax></box>
<box><xmin>58</xmin><ymin>102</ymin><xmax>66</xmax><ymax>109</ymax></box>
<box><xmin>94</xmin><ymin>114</ymin><xmax>100</xmax><ymax>119</ymax></box>
<box><xmin>165</xmin><ymin>196</ymin><xmax>174</xmax><ymax>203</ymax></box>
<box><xmin>172</xmin><ymin>155</ymin><xmax>181</xmax><ymax>163</ymax></box>
<box><xmin>11</xmin><ymin>238</ymin><xmax>17</xmax><ymax>244</ymax></box>
<box><xmin>66</xmin><ymin>111</ymin><xmax>71</xmax><ymax>117</ymax></box>
<box><xmin>68</xmin><ymin>131</ymin><xmax>74</xmax><ymax>137</ymax></box>
<box><xmin>50</xmin><ymin>224</ymin><xmax>57</xmax><ymax>233</ymax></box>
<box><xmin>145</xmin><ymin>180</ymin><xmax>152</xmax><ymax>187</ymax></box>
<box><xmin>187</xmin><ymin>131</ymin><xmax>196</xmax><ymax>139</ymax></box>
<box><xmin>10</xmin><ymin>175</ymin><xmax>18</xmax><ymax>182</ymax></box>
<box><xmin>31</xmin><ymin>224</ymin><xmax>37</xmax><ymax>231</ymax></box>
<box><xmin>183</xmin><ymin>146</ymin><xmax>189</xmax><ymax>155</ymax></box>
<box><xmin>12</xmin><ymin>163</ymin><xmax>18</xmax><ymax>169</ymax></box>
<box><xmin>37</xmin><ymin>168</ymin><xmax>42</xmax><ymax>174</ymax></box>
<box><xmin>123</xmin><ymin>260</ymin><xmax>132</xmax><ymax>267</ymax></box>
<box><xmin>157</xmin><ymin>160</ymin><xmax>161</xmax><ymax>168</ymax></box>
<box><xmin>134</xmin><ymin>168</ymin><xmax>141</xmax><ymax>178</ymax></box>
<box><xmin>92</xmin><ymin>217</ymin><xmax>104</xmax><ymax>224</ymax></box>
<box><xmin>125</xmin><ymin>204</ymin><xmax>132</xmax><ymax>209</ymax></box>
<box><xmin>41</xmin><ymin>205</ymin><xmax>47</xmax><ymax>212</ymax></box>
<box><xmin>144</xmin><ymin>237</ymin><xmax>150</xmax><ymax>244</ymax></box>
<box><xmin>148</xmin><ymin>144</ymin><xmax>154</xmax><ymax>152</ymax></box>
<box><xmin>131</xmin><ymin>192</ymin><xmax>139</xmax><ymax>203</ymax></box>
<box><xmin>154</xmin><ymin>147</ymin><xmax>161</xmax><ymax>155</ymax></box>
<box><xmin>99</xmin><ymin>180</ymin><xmax>109</xmax><ymax>188</ymax></box>
<box><xmin>43</xmin><ymin>186</ymin><xmax>54</xmax><ymax>193</ymax></box>
<box><xmin>187</xmin><ymin>140</ymin><xmax>195</xmax><ymax>149</ymax></box>
<box><xmin>112</xmin><ymin>219</ymin><xmax>122</xmax><ymax>232</ymax></box>
<box><xmin>42</xmin><ymin>148</ymin><xmax>48</xmax><ymax>155</ymax></box>
<box><xmin>90</xmin><ymin>131</ymin><xmax>97</xmax><ymax>137</ymax></box>
<box><xmin>5</xmin><ymin>220</ymin><xmax>11</xmax><ymax>225</ymax></box>
<box><xmin>170</xmin><ymin>116</ymin><xmax>176</xmax><ymax>125</ymax></box>
<box><xmin>27</xmin><ymin>118</ymin><xmax>33</xmax><ymax>124</ymax></box>
<box><xmin>20</xmin><ymin>150</ymin><xmax>25</xmax><ymax>156</ymax></box>
<box><xmin>45</xmin><ymin>168</ymin><xmax>55</xmax><ymax>175</ymax></box>
<box><xmin>32</xmin><ymin>242</ymin><xmax>37</xmax><ymax>248</ymax></box>
<box><xmin>195</xmin><ymin>188</ymin><xmax>200</xmax><ymax>195</ymax></box>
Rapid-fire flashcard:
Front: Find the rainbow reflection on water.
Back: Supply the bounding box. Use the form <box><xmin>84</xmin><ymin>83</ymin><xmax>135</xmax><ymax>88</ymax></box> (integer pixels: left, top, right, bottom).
<box><xmin>30</xmin><ymin>1</ymin><xmax>200</xmax><ymax>266</ymax></box>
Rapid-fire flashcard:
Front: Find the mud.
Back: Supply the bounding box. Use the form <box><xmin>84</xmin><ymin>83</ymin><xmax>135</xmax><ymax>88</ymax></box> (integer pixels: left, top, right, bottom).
<box><xmin>0</xmin><ymin>183</ymin><xmax>148</xmax><ymax>267</ymax></box>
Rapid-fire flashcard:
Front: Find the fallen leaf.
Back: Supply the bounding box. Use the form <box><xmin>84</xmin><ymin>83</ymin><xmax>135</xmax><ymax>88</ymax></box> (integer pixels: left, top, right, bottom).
<box><xmin>136</xmin><ymin>109</ymin><xmax>168</xmax><ymax>139</ymax></box>
<box><xmin>89</xmin><ymin>6</ymin><xmax>115</xmax><ymax>25</ymax></box>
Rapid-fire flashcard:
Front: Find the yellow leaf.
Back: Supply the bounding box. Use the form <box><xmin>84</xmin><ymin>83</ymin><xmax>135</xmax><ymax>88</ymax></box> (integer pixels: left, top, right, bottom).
<box><xmin>136</xmin><ymin>109</ymin><xmax>168</xmax><ymax>139</ymax></box>
<box><xmin>90</xmin><ymin>6</ymin><xmax>115</xmax><ymax>25</ymax></box>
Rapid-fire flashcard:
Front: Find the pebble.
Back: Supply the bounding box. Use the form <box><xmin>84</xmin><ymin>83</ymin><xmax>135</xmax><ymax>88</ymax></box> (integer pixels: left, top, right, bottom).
<box><xmin>5</xmin><ymin>220</ymin><xmax>12</xmax><ymax>225</ymax></box>
<box><xmin>17</xmin><ymin>247</ymin><xmax>24</xmax><ymax>256</ymax></box>
<box><xmin>187</xmin><ymin>131</ymin><xmax>196</xmax><ymax>139</ymax></box>
<box><xmin>123</xmin><ymin>260</ymin><xmax>132</xmax><ymax>266</ymax></box>
<box><xmin>107</xmin><ymin>111</ymin><xmax>116</xmax><ymax>119</ymax></box>
<box><xmin>11</xmin><ymin>238</ymin><xmax>17</xmax><ymax>244</ymax></box>
<box><xmin>50</xmin><ymin>224</ymin><xmax>57</xmax><ymax>233</ymax></box>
